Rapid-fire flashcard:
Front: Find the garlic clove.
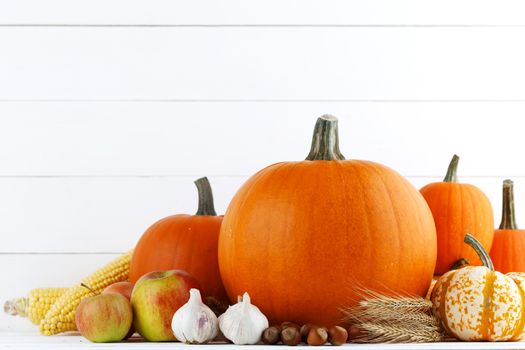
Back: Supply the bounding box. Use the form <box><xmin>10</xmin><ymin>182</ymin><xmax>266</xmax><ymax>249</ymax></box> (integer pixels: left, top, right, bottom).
<box><xmin>171</xmin><ymin>288</ymin><xmax>219</xmax><ymax>344</ymax></box>
<box><xmin>218</xmin><ymin>291</ymin><xmax>269</xmax><ymax>345</ymax></box>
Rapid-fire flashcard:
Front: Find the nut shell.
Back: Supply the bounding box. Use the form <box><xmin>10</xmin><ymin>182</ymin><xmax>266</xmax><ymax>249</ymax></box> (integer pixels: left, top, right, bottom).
<box><xmin>347</xmin><ymin>324</ymin><xmax>365</xmax><ymax>342</ymax></box>
<box><xmin>328</xmin><ymin>326</ymin><xmax>348</xmax><ymax>345</ymax></box>
<box><xmin>262</xmin><ymin>326</ymin><xmax>280</xmax><ymax>345</ymax></box>
<box><xmin>307</xmin><ymin>327</ymin><xmax>328</xmax><ymax>346</ymax></box>
<box><xmin>281</xmin><ymin>321</ymin><xmax>301</xmax><ymax>331</ymax></box>
<box><xmin>281</xmin><ymin>327</ymin><xmax>301</xmax><ymax>346</ymax></box>
<box><xmin>300</xmin><ymin>323</ymin><xmax>314</xmax><ymax>342</ymax></box>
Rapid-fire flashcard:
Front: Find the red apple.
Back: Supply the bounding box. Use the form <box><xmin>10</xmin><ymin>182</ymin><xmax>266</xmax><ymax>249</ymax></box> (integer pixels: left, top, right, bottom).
<box><xmin>75</xmin><ymin>293</ymin><xmax>132</xmax><ymax>343</ymax></box>
<box><xmin>131</xmin><ymin>270</ymin><xmax>200</xmax><ymax>341</ymax></box>
<box><xmin>102</xmin><ymin>281</ymin><xmax>135</xmax><ymax>338</ymax></box>
<box><xmin>103</xmin><ymin>281</ymin><xmax>134</xmax><ymax>300</ymax></box>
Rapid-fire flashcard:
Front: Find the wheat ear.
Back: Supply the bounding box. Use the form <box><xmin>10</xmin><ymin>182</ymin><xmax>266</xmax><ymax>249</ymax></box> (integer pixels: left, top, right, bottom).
<box><xmin>342</xmin><ymin>288</ymin><xmax>447</xmax><ymax>343</ymax></box>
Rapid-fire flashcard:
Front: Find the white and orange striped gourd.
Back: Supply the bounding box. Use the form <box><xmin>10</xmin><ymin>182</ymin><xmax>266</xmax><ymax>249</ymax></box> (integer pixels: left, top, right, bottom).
<box><xmin>431</xmin><ymin>233</ymin><xmax>525</xmax><ymax>341</ymax></box>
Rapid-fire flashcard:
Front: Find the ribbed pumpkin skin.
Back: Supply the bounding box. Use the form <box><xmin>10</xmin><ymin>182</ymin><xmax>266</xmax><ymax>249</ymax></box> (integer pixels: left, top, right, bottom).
<box><xmin>491</xmin><ymin>230</ymin><xmax>525</xmax><ymax>273</ymax></box>
<box><xmin>420</xmin><ymin>183</ymin><xmax>494</xmax><ymax>275</ymax></box>
<box><xmin>129</xmin><ymin>214</ymin><xmax>228</xmax><ymax>303</ymax></box>
<box><xmin>489</xmin><ymin>180</ymin><xmax>525</xmax><ymax>274</ymax></box>
<box><xmin>218</xmin><ymin>160</ymin><xmax>437</xmax><ymax>326</ymax></box>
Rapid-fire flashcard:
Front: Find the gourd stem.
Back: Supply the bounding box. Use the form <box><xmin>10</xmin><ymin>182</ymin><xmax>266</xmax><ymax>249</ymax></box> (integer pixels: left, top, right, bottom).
<box><xmin>305</xmin><ymin>115</ymin><xmax>345</xmax><ymax>161</ymax></box>
<box><xmin>443</xmin><ymin>154</ymin><xmax>459</xmax><ymax>182</ymax></box>
<box><xmin>464</xmin><ymin>233</ymin><xmax>494</xmax><ymax>271</ymax></box>
<box><xmin>499</xmin><ymin>179</ymin><xmax>517</xmax><ymax>230</ymax></box>
<box><xmin>195</xmin><ymin>177</ymin><xmax>217</xmax><ymax>216</ymax></box>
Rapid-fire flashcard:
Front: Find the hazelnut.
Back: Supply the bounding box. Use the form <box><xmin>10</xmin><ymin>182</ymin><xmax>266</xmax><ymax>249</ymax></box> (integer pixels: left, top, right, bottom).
<box><xmin>347</xmin><ymin>324</ymin><xmax>365</xmax><ymax>342</ymax></box>
<box><xmin>262</xmin><ymin>326</ymin><xmax>281</xmax><ymax>345</ymax></box>
<box><xmin>281</xmin><ymin>321</ymin><xmax>301</xmax><ymax>331</ymax></box>
<box><xmin>328</xmin><ymin>326</ymin><xmax>348</xmax><ymax>345</ymax></box>
<box><xmin>281</xmin><ymin>326</ymin><xmax>301</xmax><ymax>346</ymax></box>
<box><xmin>307</xmin><ymin>327</ymin><xmax>328</xmax><ymax>346</ymax></box>
<box><xmin>300</xmin><ymin>323</ymin><xmax>314</xmax><ymax>342</ymax></box>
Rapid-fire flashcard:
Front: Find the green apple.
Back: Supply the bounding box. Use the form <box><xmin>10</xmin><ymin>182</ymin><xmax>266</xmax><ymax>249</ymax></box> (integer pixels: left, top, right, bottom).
<box><xmin>75</xmin><ymin>293</ymin><xmax>132</xmax><ymax>343</ymax></box>
<box><xmin>131</xmin><ymin>270</ymin><xmax>200</xmax><ymax>341</ymax></box>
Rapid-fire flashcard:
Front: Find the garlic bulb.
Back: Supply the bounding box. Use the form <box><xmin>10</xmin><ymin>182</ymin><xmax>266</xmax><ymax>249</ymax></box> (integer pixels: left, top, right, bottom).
<box><xmin>171</xmin><ymin>288</ymin><xmax>218</xmax><ymax>344</ymax></box>
<box><xmin>218</xmin><ymin>292</ymin><xmax>269</xmax><ymax>345</ymax></box>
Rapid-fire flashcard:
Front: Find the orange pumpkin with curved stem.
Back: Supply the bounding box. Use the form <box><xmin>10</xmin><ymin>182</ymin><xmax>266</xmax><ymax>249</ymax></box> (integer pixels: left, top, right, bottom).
<box><xmin>218</xmin><ymin>115</ymin><xmax>437</xmax><ymax>325</ymax></box>
<box><xmin>490</xmin><ymin>179</ymin><xmax>525</xmax><ymax>273</ymax></box>
<box><xmin>129</xmin><ymin>177</ymin><xmax>227</xmax><ymax>304</ymax></box>
<box><xmin>420</xmin><ymin>155</ymin><xmax>494</xmax><ymax>275</ymax></box>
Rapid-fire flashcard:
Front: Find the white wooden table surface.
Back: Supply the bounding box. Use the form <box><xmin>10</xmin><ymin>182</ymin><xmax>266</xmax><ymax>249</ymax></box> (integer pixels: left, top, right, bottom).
<box><xmin>2</xmin><ymin>332</ymin><xmax>525</xmax><ymax>350</ymax></box>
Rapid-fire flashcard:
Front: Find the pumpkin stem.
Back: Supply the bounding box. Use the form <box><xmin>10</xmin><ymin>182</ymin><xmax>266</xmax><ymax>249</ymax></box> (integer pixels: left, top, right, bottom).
<box><xmin>195</xmin><ymin>177</ymin><xmax>217</xmax><ymax>216</ymax></box>
<box><xmin>443</xmin><ymin>154</ymin><xmax>459</xmax><ymax>182</ymax></box>
<box><xmin>305</xmin><ymin>115</ymin><xmax>345</xmax><ymax>161</ymax></box>
<box><xmin>450</xmin><ymin>258</ymin><xmax>470</xmax><ymax>270</ymax></box>
<box><xmin>499</xmin><ymin>179</ymin><xmax>517</xmax><ymax>230</ymax></box>
<box><xmin>464</xmin><ymin>233</ymin><xmax>494</xmax><ymax>271</ymax></box>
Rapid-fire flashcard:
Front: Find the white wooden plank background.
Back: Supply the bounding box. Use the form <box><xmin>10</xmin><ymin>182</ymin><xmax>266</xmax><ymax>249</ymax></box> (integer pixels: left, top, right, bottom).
<box><xmin>1</xmin><ymin>103</ymin><xmax>524</xmax><ymax>177</ymax></box>
<box><xmin>2</xmin><ymin>0</ymin><xmax>525</xmax><ymax>336</ymax></box>
<box><xmin>1</xmin><ymin>0</ymin><xmax>525</xmax><ymax>25</ymax></box>
<box><xmin>2</xmin><ymin>27</ymin><xmax>525</xmax><ymax>100</ymax></box>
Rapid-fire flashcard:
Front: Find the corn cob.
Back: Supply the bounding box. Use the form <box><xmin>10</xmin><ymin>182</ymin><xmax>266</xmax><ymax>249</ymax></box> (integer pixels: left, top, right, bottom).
<box><xmin>4</xmin><ymin>288</ymin><xmax>68</xmax><ymax>325</ymax></box>
<box><xmin>39</xmin><ymin>250</ymin><xmax>133</xmax><ymax>335</ymax></box>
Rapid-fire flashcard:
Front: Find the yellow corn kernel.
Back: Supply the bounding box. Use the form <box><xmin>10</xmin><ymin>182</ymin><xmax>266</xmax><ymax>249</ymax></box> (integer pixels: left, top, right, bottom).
<box><xmin>39</xmin><ymin>250</ymin><xmax>133</xmax><ymax>336</ymax></box>
<box><xmin>4</xmin><ymin>288</ymin><xmax>68</xmax><ymax>325</ymax></box>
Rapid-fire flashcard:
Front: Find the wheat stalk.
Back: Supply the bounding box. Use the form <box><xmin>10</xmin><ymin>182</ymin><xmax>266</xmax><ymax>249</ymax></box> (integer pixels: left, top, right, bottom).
<box><xmin>342</xmin><ymin>288</ymin><xmax>447</xmax><ymax>343</ymax></box>
<box><xmin>350</xmin><ymin>307</ymin><xmax>440</xmax><ymax>327</ymax></box>
<box><xmin>354</xmin><ymin>322</ymin><xmax>446</xmax><ymax>343</ymax></box>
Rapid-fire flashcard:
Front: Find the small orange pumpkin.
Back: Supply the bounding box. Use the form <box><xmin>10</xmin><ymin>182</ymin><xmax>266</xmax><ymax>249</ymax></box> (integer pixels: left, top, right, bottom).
<box><xmin>420</xmin><ymin>155</ymin><xmax>494</xmax><ymax>275</ymax></box>
<box><xmin>431</xmin><ymin>234</ymin><xmax>525</xmax><ymax>341</ymax></box>
<box><xmin>218</xmin><ymin>115</ymin><xmax>437</xmax><ymax>326</ymax></box>
<box><xmin>490</xmin><ymin>179</ymin><xmax>525</xmax><ymax>273</ymax></box>
<box><xmin>129</xmin><ymin>177</ymin><xmax>228</xmax><ymax>304</ymax></box>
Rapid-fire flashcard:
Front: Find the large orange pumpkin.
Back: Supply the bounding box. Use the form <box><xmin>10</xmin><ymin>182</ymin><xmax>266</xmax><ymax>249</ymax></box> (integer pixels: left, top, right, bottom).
<box><xmin>420</xmin><ymin>155</ymin><xmax>494</xmax><ymax>275</ymax></box>
<box><xmin>218</xmin><ymin>115</ymin><xmax>437</xmax><ymax>326</ymax></box>
<box><xmin>129</xmin><ymin>177</ymin><xmax>228</xmax><ymax>304</ymax></box>
<box><xmin>490</xmin><ymin>179</ymin><xmax>525</xmax><ymax>273</ymax></box>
